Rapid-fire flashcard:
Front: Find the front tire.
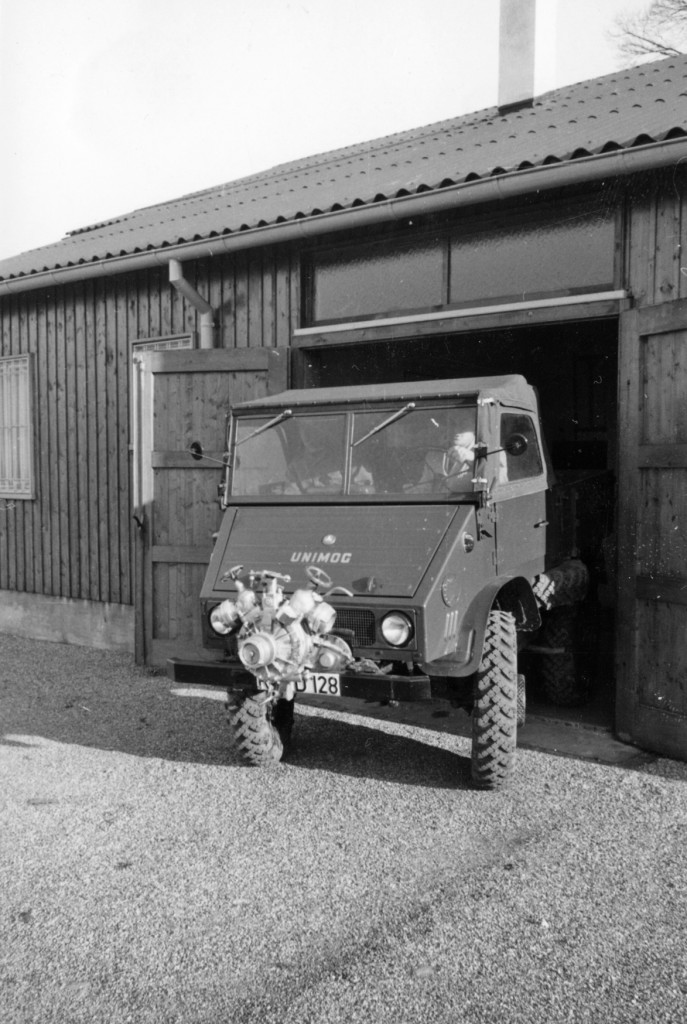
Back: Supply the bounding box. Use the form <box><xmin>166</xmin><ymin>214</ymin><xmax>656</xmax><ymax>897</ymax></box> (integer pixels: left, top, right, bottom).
<box><xmin>471</xmin><ymin>610</ymin><xmax>518</xmax><ymax>789</ymax></box>
<box><xmin>225</xmin><ymin>691</ymin><xmax>291</xmax><ymax>766</ymax></box>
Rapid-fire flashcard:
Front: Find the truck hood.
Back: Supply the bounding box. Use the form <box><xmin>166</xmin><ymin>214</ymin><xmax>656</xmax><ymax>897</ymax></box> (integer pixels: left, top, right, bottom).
<box><xmin>204</xmin><ymin>504</ymin><xmax>470</xmax><ymax>598</ymax></box>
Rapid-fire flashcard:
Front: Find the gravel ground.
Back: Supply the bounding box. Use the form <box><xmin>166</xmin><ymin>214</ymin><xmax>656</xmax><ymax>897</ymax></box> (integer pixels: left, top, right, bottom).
<box><xmin>1</xmin><ymin>634</ymin><xmax>686</xmax><ymax>1024</ymax></box>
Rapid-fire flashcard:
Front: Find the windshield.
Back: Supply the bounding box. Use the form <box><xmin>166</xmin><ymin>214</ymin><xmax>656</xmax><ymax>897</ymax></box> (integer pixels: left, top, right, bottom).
<box><xmin>229</xmin><ymin>403</ymin><xmax>478</xmax><ymax>499</ymax></box>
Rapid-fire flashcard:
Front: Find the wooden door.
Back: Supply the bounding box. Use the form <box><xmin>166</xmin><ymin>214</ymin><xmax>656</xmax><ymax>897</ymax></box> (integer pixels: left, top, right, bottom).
<box><xmin>616</xmin><ymin>301</ymin><xmax>687</xmax><ymax>759</ymax></box>
<box><xmin>132</xmin><ymin>347</ymin><xmax>288</xmax><ymax>666</ymax></box>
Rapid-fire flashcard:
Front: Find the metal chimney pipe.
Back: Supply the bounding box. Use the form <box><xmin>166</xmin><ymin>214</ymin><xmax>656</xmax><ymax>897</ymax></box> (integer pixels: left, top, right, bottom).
<box><xmin>498</xmin><ymin>0</ymin><xmax>536</xmax><ymax>112</ymax></box>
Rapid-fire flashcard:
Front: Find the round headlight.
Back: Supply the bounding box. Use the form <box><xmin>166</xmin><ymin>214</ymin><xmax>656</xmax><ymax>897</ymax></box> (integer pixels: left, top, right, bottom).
<box><xmin>209</xmin><ymin>600</ymin><xmax>239</xmax><ymax>636</ymax></box>
<box><xmin>380</xmin><ymin>612</ymin><xmax>413</xmax><ymax>647</ymax></box>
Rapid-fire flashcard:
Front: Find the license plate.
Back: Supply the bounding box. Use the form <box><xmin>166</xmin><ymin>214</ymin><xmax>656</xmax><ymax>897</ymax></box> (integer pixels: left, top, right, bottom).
<box><xmin>296</xmin><ymin>672</ymin><xmax>341</xmax><ymax>697</ymax></box>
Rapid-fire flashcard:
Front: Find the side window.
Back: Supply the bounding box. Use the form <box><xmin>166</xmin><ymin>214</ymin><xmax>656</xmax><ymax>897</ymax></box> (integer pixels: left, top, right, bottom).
<box><xmin>0</xmin><ymin>355</ymin><xmax>35</xmax><ymax>499</ymax></box>
<box><xmin>500</xmin><ymin>413</ymin><xmax>543</xmax><ymax>482</ymax></box>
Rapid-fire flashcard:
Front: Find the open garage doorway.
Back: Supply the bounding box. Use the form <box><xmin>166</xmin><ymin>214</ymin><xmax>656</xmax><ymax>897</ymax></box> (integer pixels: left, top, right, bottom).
<box><xmin>297</xmin><ymin>316</ymin><xmax>619</xmax><ymax>729</ymax></box>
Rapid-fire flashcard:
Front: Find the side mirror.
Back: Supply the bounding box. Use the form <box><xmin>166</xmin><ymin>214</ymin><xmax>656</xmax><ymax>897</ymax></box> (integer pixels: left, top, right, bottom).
<box><xmin>472</xmin><ymin>432</ymin><xmax>528</xmax><ymax>460</ymax></box>
<box><xmin>503</xmin><ymin>432</ymin><xmax>528</xmax><ymax>457</ymax></box>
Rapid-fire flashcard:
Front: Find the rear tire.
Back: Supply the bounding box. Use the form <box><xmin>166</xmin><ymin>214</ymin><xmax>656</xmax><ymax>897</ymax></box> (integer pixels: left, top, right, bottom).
<box><xmin>225</xmin><ymin>691</ymin><xmax>289</xmax><ymax>766</ymax></box>
<box><xmin>471</xmin><ymin>610</ymin><xmax>518</xmax><ymax>789</ymax></box>
<box><xmin>538</xmin><ymin>606</ymin><xmax>591</xmax><ymax>706</ymax></box>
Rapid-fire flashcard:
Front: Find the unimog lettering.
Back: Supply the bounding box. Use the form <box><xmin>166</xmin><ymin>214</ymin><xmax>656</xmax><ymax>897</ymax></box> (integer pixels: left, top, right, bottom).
<box><xmin>290</xmin><ymin>551</ymin><xmax>352</xmax><ymax>564</ymax></box>
<box><xmin>174</xmin><ymin>374</ymin><xmax>608</xmax><ymax>791</ymax></box>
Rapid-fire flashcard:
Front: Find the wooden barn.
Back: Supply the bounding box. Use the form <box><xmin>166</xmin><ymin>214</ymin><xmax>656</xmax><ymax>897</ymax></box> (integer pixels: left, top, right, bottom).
<box><xmin>1</xmin><ymin>52</ymin><xmax>687</xmax><ymax>759</ymax></box>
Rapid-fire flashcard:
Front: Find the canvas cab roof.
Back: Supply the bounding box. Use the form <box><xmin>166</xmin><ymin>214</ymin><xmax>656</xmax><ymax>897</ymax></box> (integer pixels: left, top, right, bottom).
<box><xmin>233</xmin><ymin>374</ymin><xmax>538</xmax><ymax>413</ymax></box>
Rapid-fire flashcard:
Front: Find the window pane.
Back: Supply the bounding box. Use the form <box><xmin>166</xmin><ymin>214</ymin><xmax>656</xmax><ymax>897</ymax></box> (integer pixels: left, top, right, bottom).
<box><xmin>352</xmin><ymin>405</ymin><xmax>478</xmax><ymax>495</ymax></box>
<box><xmin>450</xmin><ymin>208</ymin><xmax>615</xmax><ymax>306</ymax></box>
<box><xmin>500</xmin><ymin>413</ymin><xmax>543</xmax><ymax>481</ymax></box>
<box><xmin>232</xmin><ymin>413</ymin><xmax>347</xmax><ymax>495</ymax></box>
<box><xmin>0</xmin><ymin>355</ymin><xmax>33</xmax><ymax>498</ymax></box>
<box><xmin>311</xmin><ymin>238</ymin><xmax>444</xmax><ymax>323</ymax></box>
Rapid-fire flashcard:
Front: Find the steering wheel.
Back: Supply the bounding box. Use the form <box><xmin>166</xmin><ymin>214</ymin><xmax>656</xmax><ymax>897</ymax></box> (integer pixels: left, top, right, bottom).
<box><xmin>424</xmin><ymin>447</ymin><xmax>449</xmax><ymax>474</ymax></box>
<box><xmin>424</xmin><ymin>447</ymin><xmax>474</xmax><ymax>492</ymax></box>
<box><xmin>306</xmin><ymin>565</ymin><xmax>334</xmax><ymax>589</ymax></box>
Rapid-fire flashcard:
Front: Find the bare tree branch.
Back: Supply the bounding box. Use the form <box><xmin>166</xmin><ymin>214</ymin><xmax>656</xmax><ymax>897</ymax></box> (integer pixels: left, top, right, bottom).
<box><xmin>609</xmin><ymin>0</ymin><xmax>687</xmax><ymax>62</ymax></box>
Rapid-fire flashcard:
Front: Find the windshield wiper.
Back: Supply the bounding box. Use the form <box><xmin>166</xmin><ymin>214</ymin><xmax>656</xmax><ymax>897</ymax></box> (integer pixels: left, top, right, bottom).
<box><xmin>351</xmin><ymin>402</ymin><xmax>416</xmax><ymax>448</ymax></box>
<box><xmin>235</xmin><ymin>409</ymin><xmax>293</xmax><ymax>447</ymax></box>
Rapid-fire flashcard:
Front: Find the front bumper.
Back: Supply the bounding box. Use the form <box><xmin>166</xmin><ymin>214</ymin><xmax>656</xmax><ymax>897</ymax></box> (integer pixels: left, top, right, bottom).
<box><xmin>167</xmin><ymin>656</ymin><xmax>435</xmax><ymax>702</ymax></box>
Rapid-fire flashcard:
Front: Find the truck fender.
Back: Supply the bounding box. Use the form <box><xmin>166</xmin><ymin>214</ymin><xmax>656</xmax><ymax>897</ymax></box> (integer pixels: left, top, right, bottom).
<box><xmin>455</xmin><ymin>576</ymin><xmax>541</xmax><ymax>676</ymax></box>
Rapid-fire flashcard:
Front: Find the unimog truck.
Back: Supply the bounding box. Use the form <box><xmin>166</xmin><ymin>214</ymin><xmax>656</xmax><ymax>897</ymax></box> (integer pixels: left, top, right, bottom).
<box><xmin>169</xmin><ymin>374</ymin><xmax>605</xmax><ymax>789</ymax></box>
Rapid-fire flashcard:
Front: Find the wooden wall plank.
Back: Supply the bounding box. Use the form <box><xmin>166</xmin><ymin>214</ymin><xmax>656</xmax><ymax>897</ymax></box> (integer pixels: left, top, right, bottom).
<box><xmin>637</xmin><ymin>575</ymin><xmax>687</xmax><ymax>605</ymax></box>
<box><xmin>46</xmin><ymin>292</ymin><xmax>60</xmax><ymax>595</ymax></box>
<box><xmin>642</xmin><ymin>329</ymin><xmax>687</xmax><ymax>444</ymax></box>
<box><xmin>223</xmin><ymin>256</ymin><xmax>237</xmax><ymax>349</ymax></box>
<box><xmin>626</xmin><ymin>192</ymin><xmax>653</xmax><ymax>307</ymax></box>
<box><xmin>116</xmin><ymin>275</ymin><xmax>132</xmax><ymax>605</ymax></box>
<box><xmin>96</xmin><ymin>280</ymin><xmax>111</xmax><ymax>601</ymax></box>
<box><xmin>289</xmin><ymin>248</ymin><xmax>301</xmax><ymax>339</ymax></box>
<box><xmin>74</xmin><ymin>283</ymin><xmax>89</xmax><ymax>598</ymax></box>
<box><xmin>82</xmin><ymin>280</ymin><xmax>99</xmax><ymax>600</ymax></box>
<box><xmin>104</xmin><ymin>277</ymin><xmax>121</xmax><ymax>602</ymax></box>
<box><xmin>636</xmin><ymin>600</ymin><xmax>687</xmax><ymax>715</ymax></box>
<box><xmin>65</xmin><ymin>286</ymin><xmax>80</xmax><ymax>596</ymax></box>
<box><xmin>262</xmin><ymin>251</ymin><xmax>276</xmax><ymax>348</ymax></box>
<box><xmin>614</xmin><ymin>308</ymin><xmax>640</xmax><ymax>740</ymax></box>
<box><xmin>160</xmin><ymin>263</ymin><xmax>174</xmax><ymax>337</ymax></box>
<box><xmin>3</xmin><ymin>297</ymin><xmax>17</xmax><ymax>589</ymax></box>
<box><xmin>32</xmin><ymin>297</ymin><xmax>45</xmax><ymax>591</ymax></box>
<box><xmin>235</xmin><ymin>252</ymin><xmax>249</xmax><ymax>347</ymax></box>
<box><xmin>152</xmin><ymin>562</ymin><xmax>169</xmax><ymax>640</ymax></box>
<box><xmin>15</xmin><ymin>296</ymin><xmax>28</xmax><ymax>590</ymax></box>
<box><xmin>638</xmin><ymin>443</ymin><xmax>687</xmax><ymax>467</ymax></box>
<box><xmin>654</xmin><ymin>182</ymin><xmax>682</xmax><ymax>303</ymax></box>
<box><xmin>31</xmin><ymin>298</ymin><xmax>45</xmax><ymax>594</ymax></box>
<box><xmin>637</xmin><ymin>468</ymin><xmax>687</xmax><ymax>578</ymax></box>
<box><xmin>147</xmin><ymin>348</ymin><xmax>270</xmax><ymax>373</ymax></box>
<box><xmin>248</xmin><ymin>252</ymin><xmax>263</xmax><ymax>348</ymax></box>
<box><xmin>151</xmin><ymin>545</ymin><xmax>214</xmax><ymax>563</ymax></box>
<box><xmin>138</xmin><ymin>267</ymin><xmax>151</xmax><ymax>342</ymax></box>
<box><xmin>275</xmin><ymin>248</ymin><xmax>291</xmax><ymax>348</ymax></box>
<box><xmin>0</xmin><ymin>300</ymin><xmax>8</xmax><ymax>588</ymax></box>
<box><xmin>680</xmin><ymin>179</ymin><xmax>687</xmax><ymax>301</ymax></box>
<box><xmin>57</xmin><ymin>290</ymin><xmax>72</xmax><ymax>596</ymax></box>
<box><xmin>152</xmin><ymin>451</ymin><xmax>226</xmax><ymax>469</ymax></box>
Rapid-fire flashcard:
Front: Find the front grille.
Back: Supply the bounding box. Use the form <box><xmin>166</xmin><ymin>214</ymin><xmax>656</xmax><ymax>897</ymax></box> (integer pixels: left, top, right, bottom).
<box><xmin>333</xmin><ymin>608</ymin><xmax>376</xmax><ymax>647</ymax></box>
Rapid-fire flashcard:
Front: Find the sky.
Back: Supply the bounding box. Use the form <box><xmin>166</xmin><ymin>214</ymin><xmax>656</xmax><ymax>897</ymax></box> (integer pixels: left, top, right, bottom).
<box><xmin>0</xmin><ymin>0</ymin><xmax>647</xmax><ymax>262</ymax></box>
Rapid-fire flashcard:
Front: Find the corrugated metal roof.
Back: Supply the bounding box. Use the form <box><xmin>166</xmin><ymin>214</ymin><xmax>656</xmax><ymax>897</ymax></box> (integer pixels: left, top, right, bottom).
<box><xmin>2</xmin><ymin>55</ymin><xmax>687</xmax><ymax>283</ymax></box>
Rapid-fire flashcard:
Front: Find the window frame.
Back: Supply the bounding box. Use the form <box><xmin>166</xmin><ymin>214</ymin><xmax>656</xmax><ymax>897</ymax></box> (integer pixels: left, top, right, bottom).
<box><xmin>0</xmin><ymin>353</ymin><xmax>36</xmax><ymax>500</ymax></box>
<box><xmin>225</xmin><ymin>398</ymin><xmax>481</xmax><ymax>504</ymax></box>
<box><xmin>302</xmin><ymin>195</ymin><xmax>620</xmax><ymax>328</ymax></box>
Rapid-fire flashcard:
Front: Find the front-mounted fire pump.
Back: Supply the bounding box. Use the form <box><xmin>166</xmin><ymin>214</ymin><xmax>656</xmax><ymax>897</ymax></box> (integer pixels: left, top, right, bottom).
<box><xmin>169</xmin><ymin>375</ymin><xmax>606</xmax><ymax>789</ymax></box>
<box><xmin>207</xmin><ymin>561</ymin><xmax>388</xmax><ymax>763</ymax></box>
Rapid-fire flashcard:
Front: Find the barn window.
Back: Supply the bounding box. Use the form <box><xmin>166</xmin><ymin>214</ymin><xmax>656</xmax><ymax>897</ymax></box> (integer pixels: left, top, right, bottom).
<box><xmin>0</xmin><ymin>355</ymin><xmax>35</xmax><ymax>499</ymax></box>
<box><xmin>306</xmin><ymin>237</ymin><xmax>445</xmax><ymax>324</ymax></box>
<box><xmin>303</xmin><ymin>198</ymin><xmax>617</xmax><ymax>326</ymax></box>
<box><xmin>449</xmin><ymin>205</ymin><xmax>616</xmax><ymax>307</ymax></box>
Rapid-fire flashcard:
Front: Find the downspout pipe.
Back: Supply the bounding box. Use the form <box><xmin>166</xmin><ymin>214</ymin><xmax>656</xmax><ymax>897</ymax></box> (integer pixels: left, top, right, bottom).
<box><xmin>168</xmin><ymin>258</ymin><xmax>215</xmax><ymax>348</ymax></box>
<box><xmin>2</xmin><ymin>137</ymin><xmax>687</xmax><ymax>297</ymax></box>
